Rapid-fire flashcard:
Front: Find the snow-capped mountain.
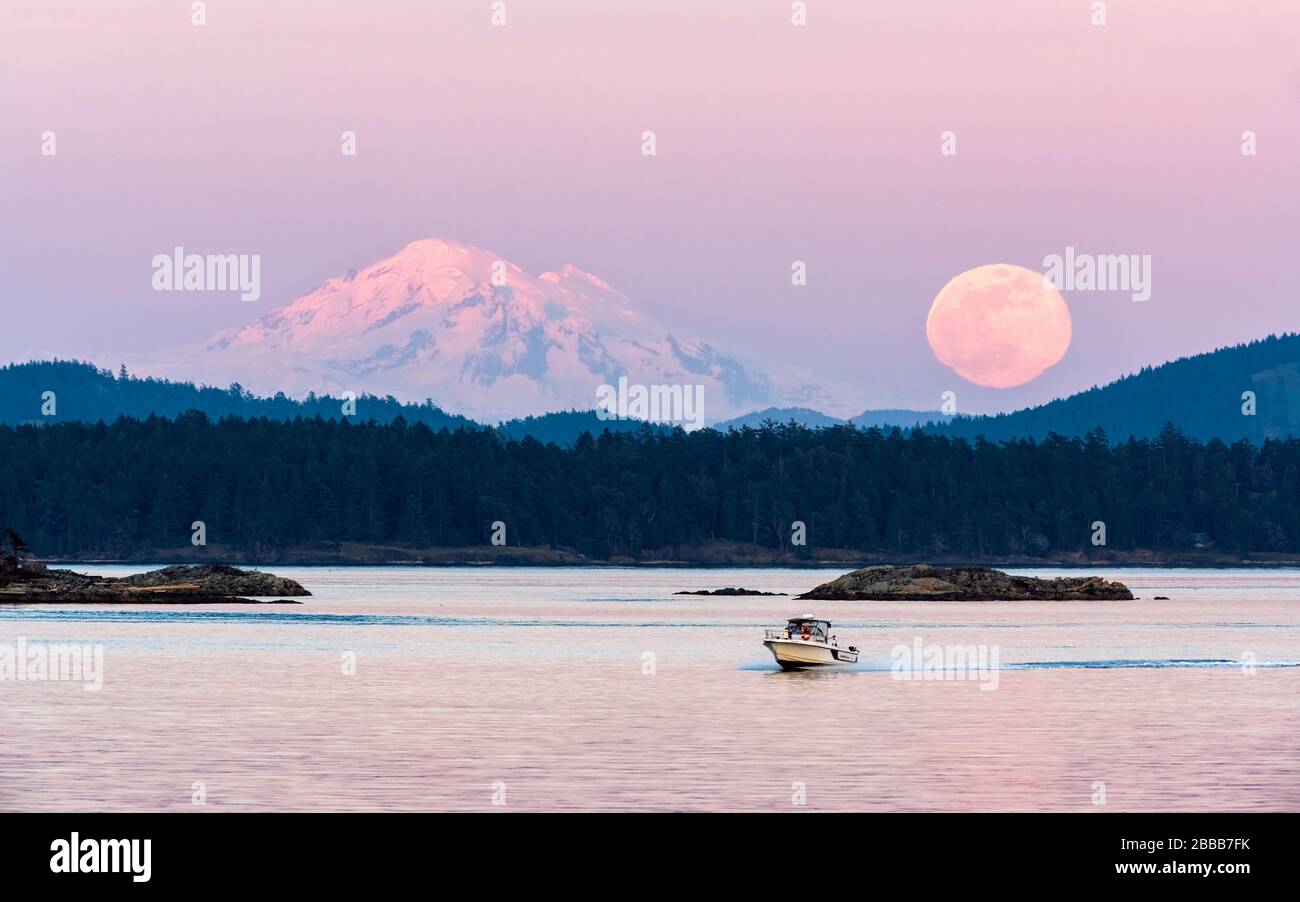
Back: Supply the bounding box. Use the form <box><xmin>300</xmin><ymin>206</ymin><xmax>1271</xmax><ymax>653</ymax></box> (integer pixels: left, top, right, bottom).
<box><xmin>139</xmin><ymin>239</ymin><xmax>852</xmax><ymax>423</ymax></box>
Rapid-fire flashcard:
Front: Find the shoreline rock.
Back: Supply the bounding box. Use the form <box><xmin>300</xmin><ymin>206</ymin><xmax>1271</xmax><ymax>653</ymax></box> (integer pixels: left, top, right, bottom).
<box><xmin>674</xmin><ymin>587</ymin><xmax>786</xmax><ymax>596</ymax></box>
<box><xmin>0</xmin><ymin>562</ymin><xmax>310</xmax><ymax>604</ymax></box>
<box><xmin>797</xmin><ymin>564</ymin><xmax>1133</xmax><ymax>601</ymax></box>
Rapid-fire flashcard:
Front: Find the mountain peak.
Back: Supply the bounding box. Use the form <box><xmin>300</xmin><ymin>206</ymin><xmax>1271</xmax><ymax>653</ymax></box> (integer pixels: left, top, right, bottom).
<box><xmin>394</xmin><ymin>237</ymin><xmax>500</xmax><ymax>270</ymax></box>
<box><xmin>137</xmin><ymin>239</ymin><xmax>854</xmax><ymax>422</ymax></box>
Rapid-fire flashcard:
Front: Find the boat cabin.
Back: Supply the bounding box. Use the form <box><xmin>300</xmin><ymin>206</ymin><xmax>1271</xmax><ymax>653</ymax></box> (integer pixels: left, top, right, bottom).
<box><xmin>784</xmin><ymin>616</ymin><xmax>831</xmax><ymax>641</ymax></box>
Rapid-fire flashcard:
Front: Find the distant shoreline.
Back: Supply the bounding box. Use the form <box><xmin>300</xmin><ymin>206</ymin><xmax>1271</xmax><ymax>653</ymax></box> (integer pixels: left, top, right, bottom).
<box><xmin>38</xmin><ymin>542</ymin><xmax>1300</xmax><ymax>569</ymax></box>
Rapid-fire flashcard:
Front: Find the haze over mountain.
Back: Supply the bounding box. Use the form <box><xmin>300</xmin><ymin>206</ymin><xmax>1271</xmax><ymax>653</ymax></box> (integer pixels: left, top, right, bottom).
<box><xmin>130</xmin><ymin>239</ymin><xmax>854</xmax><ymax>423</ymax></box>
<box><xmin>712</xmin><ymin>407</ymin><xmax>848</xmax><ymax>431</ymax></box>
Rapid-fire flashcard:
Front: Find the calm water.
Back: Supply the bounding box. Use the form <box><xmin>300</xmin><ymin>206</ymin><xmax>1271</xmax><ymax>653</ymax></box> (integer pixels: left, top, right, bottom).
<box><xmin>2</xmin><ymin>566</ymin><xmax>1298</xmax><ymax>811</ymax></box>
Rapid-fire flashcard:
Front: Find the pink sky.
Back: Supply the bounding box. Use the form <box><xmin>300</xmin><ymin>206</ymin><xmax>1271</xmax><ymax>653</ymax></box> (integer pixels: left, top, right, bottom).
<box><xmin>2</xmin><ymin>0</ymin><xmax>1298</xmax><ymax>414</ymax></box>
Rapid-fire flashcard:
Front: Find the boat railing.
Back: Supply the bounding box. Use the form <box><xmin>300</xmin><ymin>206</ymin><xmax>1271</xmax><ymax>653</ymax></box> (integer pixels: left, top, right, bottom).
<box><xmin>765</xmin><ymin>628</ymin><xmax>830</xmax><ymax>641</ymax></box>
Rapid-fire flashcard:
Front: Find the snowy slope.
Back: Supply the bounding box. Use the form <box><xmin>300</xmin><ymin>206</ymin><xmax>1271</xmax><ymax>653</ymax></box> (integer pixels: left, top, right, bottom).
<box><xmin>139</xmin><ymin>238</ymin><xmax>854</xmax><ymax>422</ymax></box>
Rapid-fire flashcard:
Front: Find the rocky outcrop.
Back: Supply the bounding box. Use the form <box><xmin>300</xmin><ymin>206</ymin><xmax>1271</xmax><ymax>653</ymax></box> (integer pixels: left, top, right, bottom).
<box><xmin>797</xmin><ymin>564</ymin><xmax>1133</xmax><ymax>601</ymax></box>
<box><xmin>0</xmin><ymin>562</ymin><xmax>310</xmax><ymax>604</ymax></box>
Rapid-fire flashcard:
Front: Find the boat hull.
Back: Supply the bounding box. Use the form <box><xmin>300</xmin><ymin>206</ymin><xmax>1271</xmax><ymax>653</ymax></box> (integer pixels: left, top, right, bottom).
<box><xmin>763</xmin><ymin>639</ymin><xmax>857</xmax><ymax>670</ymax></box>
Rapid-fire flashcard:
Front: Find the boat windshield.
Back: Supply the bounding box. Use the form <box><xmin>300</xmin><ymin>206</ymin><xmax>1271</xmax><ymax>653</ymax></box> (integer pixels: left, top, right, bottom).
<box><xmin>786</xmin><ymin>619</ymin><xmax>830</xmax><ymax>640</ymax></box>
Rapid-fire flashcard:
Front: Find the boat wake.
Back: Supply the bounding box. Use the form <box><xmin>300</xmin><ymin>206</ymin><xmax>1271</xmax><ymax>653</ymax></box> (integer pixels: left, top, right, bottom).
<box><xmin>739</xmin><ymin>657</ymin><xmax>1300</xmax><ymax>672</ymax></box>
<box><xmin>1004</xmin><ymin>658</ymin><xmax>1300</xmax><ymax>670</ymax></box>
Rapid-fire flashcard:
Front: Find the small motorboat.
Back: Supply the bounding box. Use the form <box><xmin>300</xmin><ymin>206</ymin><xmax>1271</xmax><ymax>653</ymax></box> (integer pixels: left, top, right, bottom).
<box><xmin>763</xmin><ymin>615</ymin><xmax>859</xmax><ymax>670</ymax></box>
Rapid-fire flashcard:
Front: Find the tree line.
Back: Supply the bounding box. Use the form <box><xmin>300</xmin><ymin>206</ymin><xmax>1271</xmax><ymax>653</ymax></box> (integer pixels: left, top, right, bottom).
<box><xmin>0</xmin><ymin>360</ymin><xmax>660</xmax><ymax>444</ymax></box>
<box><xmin>928</xmin><ymin>332</ymin><xmax>1300</xmax><ymax>443</ymax></box>
<box><xmin>1</xmin><ymin>413</ymin><xmax>1297</xmax><ymax>559</ymax></box>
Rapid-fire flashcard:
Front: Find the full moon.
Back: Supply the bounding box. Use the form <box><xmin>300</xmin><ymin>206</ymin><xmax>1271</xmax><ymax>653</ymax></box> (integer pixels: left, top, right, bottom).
<box><xmin>925</xmin><ymin>263</ymin><xmax>1072</xmax><ymax>388</ymax></box>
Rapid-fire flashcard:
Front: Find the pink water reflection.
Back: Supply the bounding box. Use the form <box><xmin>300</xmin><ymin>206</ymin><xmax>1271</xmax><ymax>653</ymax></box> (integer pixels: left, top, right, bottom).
<box><xmin>2</xmin><ymin>567</ymin><xmax>1297</xmax><ymax>811</ymax></box>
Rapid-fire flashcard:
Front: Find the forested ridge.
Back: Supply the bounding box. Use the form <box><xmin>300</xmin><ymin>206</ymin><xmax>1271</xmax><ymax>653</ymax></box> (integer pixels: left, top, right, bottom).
<box><xmin>5</xmin><ymin>333</ymin><xmax>1300</xmax><ymax>446</ymax></box>
<box><xmin>0</xmin><ymin>360</ymin><xmax>660</xmax><ymax>444</ymax></box>
<box><xmin>925</xmin><ymin>333</ymin><xmax>1300</xmax><ymax>443</ymax></box>
<box><xmin>1</xmin><ymin>414</ymin><xmax>1297</xmax><ymax>559</ymax></box>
